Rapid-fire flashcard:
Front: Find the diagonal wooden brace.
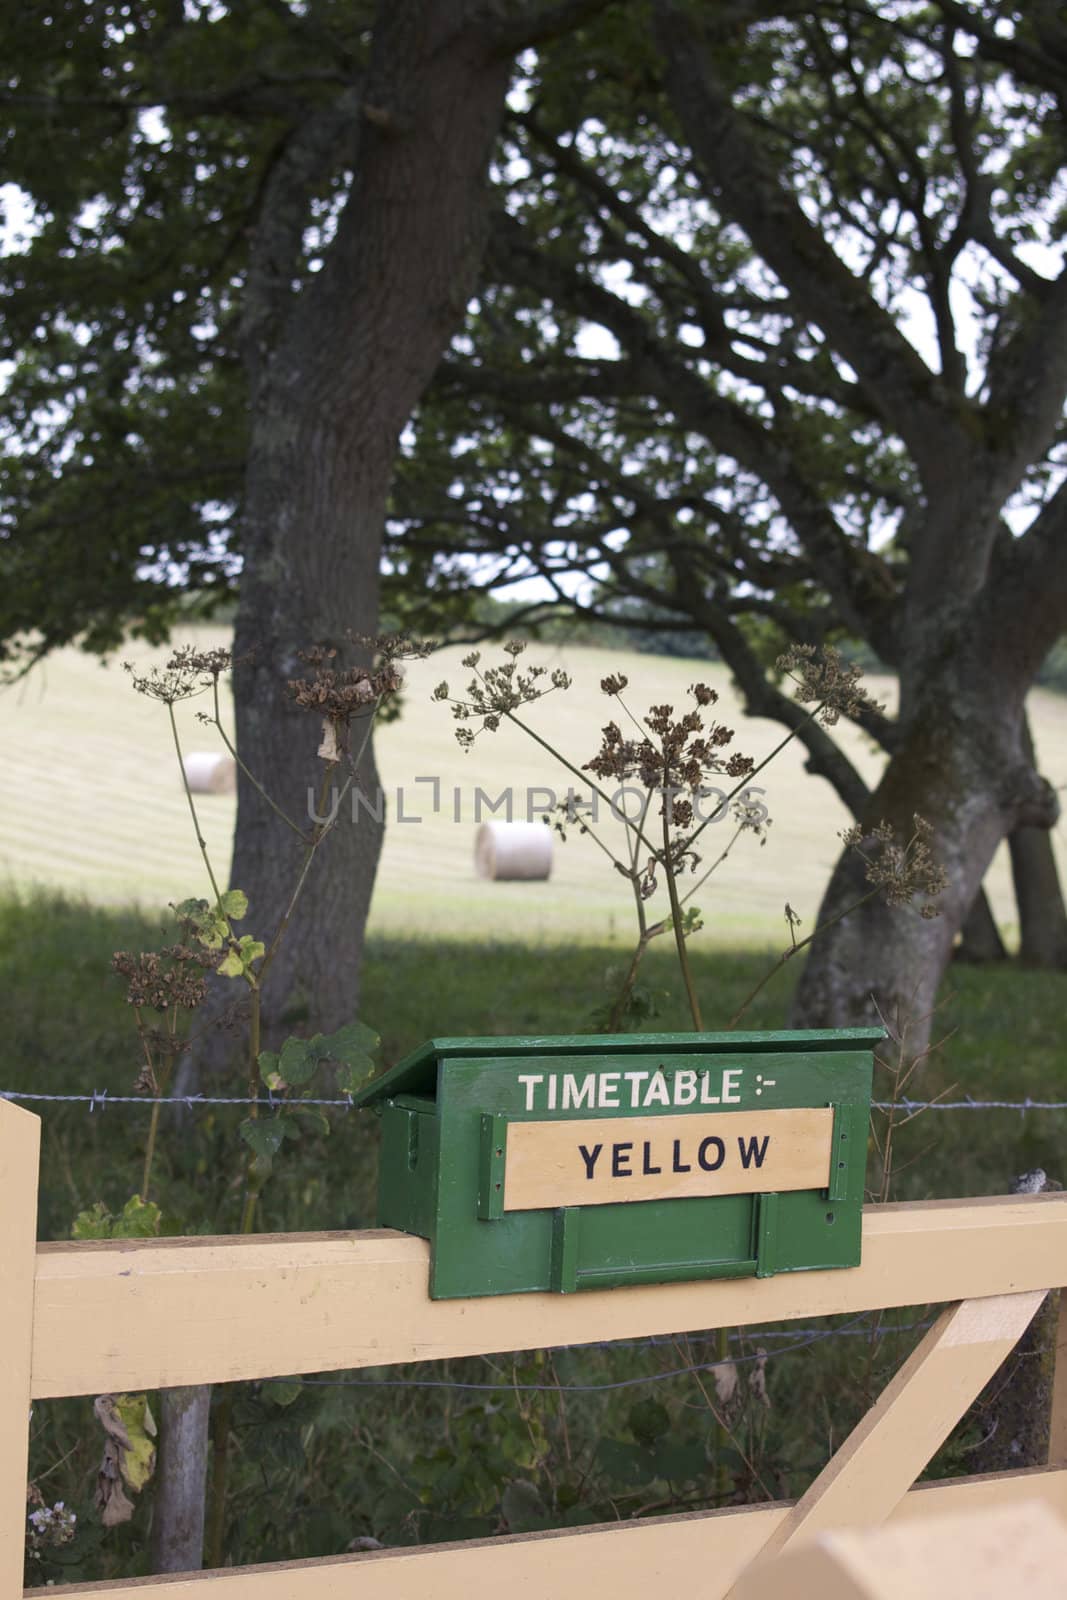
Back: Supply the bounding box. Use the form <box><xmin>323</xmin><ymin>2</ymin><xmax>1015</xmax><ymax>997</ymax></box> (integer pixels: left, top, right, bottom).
<box><xmin>727</xmin><ymin>1289</ymin><xmax>1047</xmax><ymax>1596</ymax></box>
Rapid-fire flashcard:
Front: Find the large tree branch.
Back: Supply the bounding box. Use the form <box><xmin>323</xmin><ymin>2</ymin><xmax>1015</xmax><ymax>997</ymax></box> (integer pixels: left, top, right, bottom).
<box><xmin>984</xmin><ymin>479</ymin><xmax>1067</xmax><ymax>688</ymax></box>
<box><xmin>521</xmin><ymin>116</ymin><xmax>881</xmax><ymax>418</ymax></box>
<box><xmin>932</xmin><ymin>1</ymin><xmax>1067</xmax><ymax>100</ymax></box>
<box><xmin>483</xmin><ymin>0</ymin><xmax>616</xmax><ymax>53</ymax></box>
<box><xmin>240</xmin><ymin>90</ymin><xmax>361</xmax><ymax>388</ymax></box>
<box><xmin>651</xmin><ymin>0</ymin><xmax>972</xmax><ymax>482</ymax></box>
<box><xmin>483</xmin><ymin>224</ymin><xmax>903</xmax><ymax>656</ymax></box>
<box><xmin>664</xmin><ymin>551</ymin><xmax>874</xmax><ymax>818</ymax></box>
<box><xmin>983</xmin><ymin>268</ymin><xmax>1067</xmax><ymax>490</ymax></box>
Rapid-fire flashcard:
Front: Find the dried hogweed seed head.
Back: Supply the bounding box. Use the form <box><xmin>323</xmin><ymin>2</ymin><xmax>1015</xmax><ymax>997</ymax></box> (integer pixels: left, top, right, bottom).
<box><xmin>777</xmin><ymin>644</ymin><xmax>883</xmax><ymax>726</ymax></box>
<box><xmin>124</xmin><ymin>644</ymin><xmax>235</xmax><ymax>704</ymax></box>
<box><xmin>600</xmin><ymin>673</ymin><xmax>629</xmax><ymax>695</ymax></box>
<box><xmin>443</xmin><ymin>646</ymin><xmax>571</xmax><ymax>749</ymax></box>
<box><xmin>111</xmin><ymin>944</ymin><xmax>220</xmax><ymax>1011</ymax></box>
<box><xmin>841</xmin><ymin>814</ymin><xmax>948</xmax><ymax>912</ymax></box>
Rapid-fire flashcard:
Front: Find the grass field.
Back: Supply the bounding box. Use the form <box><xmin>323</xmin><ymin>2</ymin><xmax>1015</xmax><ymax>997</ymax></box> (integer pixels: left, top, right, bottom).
<box><xmin>3</xmin><ymin>627</ymin><xmax>1065</xmax><ymax>948</ymax></box>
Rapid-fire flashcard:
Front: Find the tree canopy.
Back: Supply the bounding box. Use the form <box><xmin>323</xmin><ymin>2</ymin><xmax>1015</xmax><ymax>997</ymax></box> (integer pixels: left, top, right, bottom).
<box><xmin>393</xmin><ymin>0</ymin><xmax>1067</xmax><ymax>760</ymax></box>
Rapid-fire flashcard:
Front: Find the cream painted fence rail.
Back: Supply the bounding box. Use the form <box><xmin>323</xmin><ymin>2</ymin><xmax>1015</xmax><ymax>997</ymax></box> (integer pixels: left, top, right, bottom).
<box><xmin>6</xmin><ymin>1097</ymin><xmax>1067</xmax><ymax>1600</ymax></box>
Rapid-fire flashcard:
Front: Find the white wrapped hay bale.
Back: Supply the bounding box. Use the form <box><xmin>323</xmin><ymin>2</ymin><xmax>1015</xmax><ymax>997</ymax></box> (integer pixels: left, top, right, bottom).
<box><xmin>181</xmin><ymin>752</ymin><xmax>237</xmax><ymax>795</ymax></box>
<box><xmin>475</xmin><ymin>820</ymin><xmax>553</xmax><ymax>882</ymax></box>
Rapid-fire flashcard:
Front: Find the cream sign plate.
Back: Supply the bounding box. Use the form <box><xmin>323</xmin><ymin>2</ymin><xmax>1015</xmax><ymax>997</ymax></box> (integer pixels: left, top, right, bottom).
<box><xmin>502</xmin><ymin>1107</ymin><xmax>834</xmax><ymax>1211</ymax></box>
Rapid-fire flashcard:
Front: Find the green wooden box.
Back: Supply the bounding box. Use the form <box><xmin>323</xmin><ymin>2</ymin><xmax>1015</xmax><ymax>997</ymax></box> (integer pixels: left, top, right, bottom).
<box><xmin>354</xmin><ymin>1029</ymin><xmax>879</xmax><ymax>1299</ymax></box>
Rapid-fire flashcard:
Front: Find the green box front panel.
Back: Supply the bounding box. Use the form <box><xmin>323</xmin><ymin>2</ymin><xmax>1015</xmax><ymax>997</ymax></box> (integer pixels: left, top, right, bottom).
<box><xmin>377</xmin><ymin>1099</ymin><xmax>439</xmax><ymax>1244</ymax></box>
<box><xmin>376</xmin><ymin>1048</ymin><xmax>875</xmax><ymax>1300</ymax></box>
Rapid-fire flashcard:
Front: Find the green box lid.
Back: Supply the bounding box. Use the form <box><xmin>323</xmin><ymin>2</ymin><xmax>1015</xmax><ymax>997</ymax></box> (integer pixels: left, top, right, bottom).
<box><xmin>353</xmin><ymin>1028</ymin><xmax>885</xmax><ymax>1107</ymax></box>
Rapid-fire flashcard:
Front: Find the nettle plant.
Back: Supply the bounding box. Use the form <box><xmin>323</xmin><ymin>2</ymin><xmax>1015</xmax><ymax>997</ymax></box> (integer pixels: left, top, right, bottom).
<box><xmin>435</xmin><ymin>642</ymin><xmax>948</xmax><ymax>1034</ymax></box>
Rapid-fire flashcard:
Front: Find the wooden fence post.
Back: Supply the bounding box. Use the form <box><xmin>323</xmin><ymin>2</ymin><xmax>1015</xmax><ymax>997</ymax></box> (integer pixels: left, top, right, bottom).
<box><xmin>0</xmin><ymin>1099</ymin><xmax>41</xmax><ymax>1598</ymax></box>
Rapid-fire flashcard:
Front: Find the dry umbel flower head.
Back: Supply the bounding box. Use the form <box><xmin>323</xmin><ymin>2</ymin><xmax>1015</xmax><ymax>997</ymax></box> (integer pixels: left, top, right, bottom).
<box><xmin>586</xmin><ymin>678</ymin><xmax>755</xmax><ymax>831</ymax></box>
<box><xmin>840</xmin><ymin>814</ymin><xmax>949</xmax><ymax>916</ymax></box>
<box><xmin>111</xmin><ymin>943</ymin><xmax>221</xmax><ymax>1012</ymax></box>
<box><xmin>287</xmin><ymin>633</ymin><xmax>428</xmax><ymax>758</ymax></box>
<box><xmin>124</xmin><ymin>645</ymin><xmax>236</xmax><ymax>704</ymax></box>
<box><xmin>777</xmin><ymin>643</ymin><xmax>883</xmax><ymax>726</ymax></box>
<box><xmin>434</xmin><ymin>641</ymin><xmax>571</xmax><ymax>750</ymax></box>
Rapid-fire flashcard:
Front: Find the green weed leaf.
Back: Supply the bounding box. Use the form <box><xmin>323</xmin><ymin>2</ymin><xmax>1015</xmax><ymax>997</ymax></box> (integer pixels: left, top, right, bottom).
<box><xmin>261</xmin><ymin>1379</ymin><xmax>302</xmax><ymax>1407</ymax></box>
<box><xmin>239</xmin><ymin>1117</ymin><xmax>286</xmax><ymax>1176</ymax></box>
<box><xmin>73</xmin><ymin>1196</ymin><xmax>161</xmax><ymax>1240</ymax></box>
<box><xmin>219</xmin><ymin>935</ymin><xmax>265</xmax><ymax>979</ymax></box>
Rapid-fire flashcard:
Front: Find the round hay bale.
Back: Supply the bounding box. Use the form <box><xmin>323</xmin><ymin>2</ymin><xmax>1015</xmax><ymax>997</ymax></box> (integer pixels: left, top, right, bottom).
<box><xmin>181</xmin><ymin>752</ymin><xmax>237</xmax><ymax>796</ymax></box>
<box><xmin>474</xmin><ymin>820</ymin><xmax>553</xmax><ymax>882</ymax></box>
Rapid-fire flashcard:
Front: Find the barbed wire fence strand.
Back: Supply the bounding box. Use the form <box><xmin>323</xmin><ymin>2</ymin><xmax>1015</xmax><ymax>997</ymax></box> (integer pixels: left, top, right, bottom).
<box><xmin>3</xmin><ymin>1089</ymin><xmax>1067</xmax><ymax>1113</ymax></box>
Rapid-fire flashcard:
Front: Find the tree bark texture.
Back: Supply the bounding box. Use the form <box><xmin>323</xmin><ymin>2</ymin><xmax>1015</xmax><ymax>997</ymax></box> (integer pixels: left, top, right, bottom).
<box><xmin>1011</xmin><ymin>824</ymin><xmax>1067</xmax><ymax>969</ymax></box>
<box><xmin>954</xmin><ymin>887</ymin><xmax>1008</xmax><ymax>965</ymax></box>
<box><xmin>791</xmin><ymin>639</ymin><xmax>1061</xmax><ymax>1044</ymax></box>
<box><xmin>150</xmin><ymin>1388</ymin><xmax>212</xmax><ymax>1573</ymax></box>
<box><xmin>228</xmin><ymin>2</ymin><xmax>513</xmax><ymax>1045</ymax></box>
<box><xmin>1009</xmin><ymin>714</ymin><xmax>1067</xmax><ymax>969</ymax></box>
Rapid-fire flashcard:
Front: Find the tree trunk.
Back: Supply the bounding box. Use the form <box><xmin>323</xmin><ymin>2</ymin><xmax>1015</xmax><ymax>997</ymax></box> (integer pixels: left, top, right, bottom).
<box><xmin>1010</xmin><ymin>713</ymin><xmax>1067</xmax><ymax>969</ymax></box>
<box><xmin>227</xmin><ymin>5</ymin><xmax>514</xmax><ymax>1046</ymax></box>
<box><xmin>791</xmin><ymin>671</ymin><xmax>1059</xmax><ymax>1053</ymax></box>
<box><xmin>1011</xmin><ymin>824</ymin><xmax>1067</xmax><ymax>968</ymax></box>
<box><xmin>153</xmin><ymin>3</ymin><xmax>515</xmax><ymax>1573</ymax></box>
<box><xmin>954</xmin><ymin>887</ymin><xmax>1007</xmax><ymax>964</ymax></box>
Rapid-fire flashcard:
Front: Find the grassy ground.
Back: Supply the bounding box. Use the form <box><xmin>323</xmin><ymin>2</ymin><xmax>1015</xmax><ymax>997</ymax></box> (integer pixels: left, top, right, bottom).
<box><xmin>7</xmin><ymin>892</ymin><xmax>1067</xmax><ymax>1582</ymax></box>
<box><xmin>3</xmin><ymin>630</ymin><xmax>1066</xmax><ymax>946</ymax></box>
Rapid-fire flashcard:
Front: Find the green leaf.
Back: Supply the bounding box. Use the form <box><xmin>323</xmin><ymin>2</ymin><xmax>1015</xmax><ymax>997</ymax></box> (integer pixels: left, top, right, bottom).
<box><xmin>72</xmin><ymin>1195</ymin><xmax>161</xmax><ymax>1240</ymax></box>
<box><xmin>219</xmin><ymin>934</ymin><xmax>265</xmax><ymax>980</ymax></box>
<box><xmin>309</xmin><ymin>1020</ymin><xmax>382</xmax><ymax>1094</ymax></box>
<box><xmin>174</xmin><ymin>897</ymin><xmax>207</xmax><ymax>922</ymax></box>
<box><xmin>289</xmin><ymin>1103</ymin><xmax>330</xmax><ymax>1137</ymax></box>
<box><xmin>114</xmin><ymin>1195</ymin><xmax>162</xmax><ymax>1238</ymax></box>
<box><xmin>261</xmin><ymin>1379</ymin><xmax>302</xmax><ymax>1407</ymax></box>
<box><xmin>650</xmin><ymin>1438</ymin><xmax>708</xmax><ymax>1481</ymax></box>
<box><xmin>239</xmin><ymin>1117</ymin><xmax>286</xmax><ymax>1175</ymax></box>
<box><xmin>114</xmin><ymin>1393</ymin><xmax>157</xmax><ymax>1492</ymax></box>
<box><xmin>501</xmin><ymin>1479</ymin><xmax>546</xmax><ymax>1532</ymax></box>
<box><xmin>276</xmin><ymin>1035</ymin><xmax>317</xmax><ymax>1086</ymax></box>
<box><xmin>336</xmin><ymin>1051</ymin><xmax>378</xmax><ymax>1094</ymax></box>
<box><xmin>258</xmin><ymin>1049</ymin><xmax>283</xmax><ymax>1090</ymax></box>
<box><xmin>628</xmin><ymin>1398</ymin><xmax>670</xmax><ymax>1447</ymax></box>
<box><xmin>218</xmin><ymin>888</ymin><xmax>248</xmax><ymax>920</ymax></box>
<box><xmin>72</xmin><ymin>1200</ymin><xmax>113</xmax><ymax>1240</ymax></box>
<box><xmin>319</xmin><ymin>1020</ymin><xmax>380</xmax><ymax>1059</ymax></box>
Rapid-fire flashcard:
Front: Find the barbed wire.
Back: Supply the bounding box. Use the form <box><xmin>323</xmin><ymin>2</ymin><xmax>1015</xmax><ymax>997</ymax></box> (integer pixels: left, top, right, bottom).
<box><xmin>3</xmin><ymin>1089</ymin><xmax>1067</xmax><ymax>1114</ymax></box>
